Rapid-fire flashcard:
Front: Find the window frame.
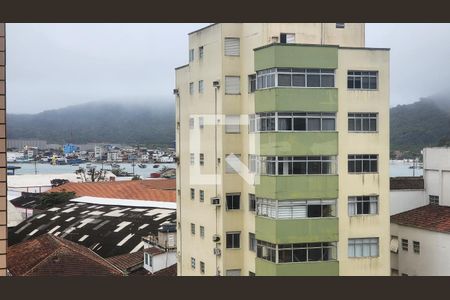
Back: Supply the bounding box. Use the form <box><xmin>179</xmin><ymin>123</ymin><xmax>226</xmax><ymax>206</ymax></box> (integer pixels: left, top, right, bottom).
<box><xmin>225</xmin><ymin>76</ymin><xmax>241</xmax><ymax>95</ymax></box>
<box><xmin>256</xmin><ymin>68</ymin><xmax>336</xmax><ymax>90</ymax></box>
<box><xmin>347</xmin><ymin>70</ymin><xmax>379</xmax><ymax>90</ymax></box>
<box><xmin>190</xmin><ymin>223</ymin><xmax>195</xmax><ymax>235</ymax></box>
<box><xmin>256</xmin><ymin>198</ymin><xmax>337</xmax><ymax>219</ymax></box>
<box><xmin>199</xmin><ymin>190</ymin><xmax>205</xmax><ymax>202</ymax></box>
<box><xmin>249</xmin><ymin>193</ymin><xmax>256</xmax><ymax>212</ymax></box>
<box><xmin>348</xmin><ymin>113</ymin><xmax>378</xmax><ymax>132</ymax></box>
<box><xmin>429</xmin><ymin>195</ymin><xmax>439</xmax><ymax>205</ymax></box>
<box><xmin>413</xmin><ymin>241</ymin><xmax>420</xmax><ymax>254</ymax></box>
<box><xmin>198</xmin><ymin>80</ymin><xmax>204</xmax><ymax>93</ymax></box>
<box><xmin>226</xmin><ymin>232</ymin><xmax>241</xmax><ymax>249</ymax></box>
<box><xmin>199</xmin><ymin>46</ymin><xmax>204</xmax><ymax>59</ymax></box>
<box><xmin>348</xmin><ymin>154</ymin><xmax>378</xmax><ymax>174</ymax></box>
<box><xmin>348</xmin><ymin>195</ymin><xmax>379</xmax><ymax>216</ymax></box>
<box><xmin>200</xmin><ymin>226</ymin><xmax>205</xmax><ymax>238</ymax></box>
<box><xmin>190</xmin><ymin>188</ymin><xmax>195</xmax><ymax>200</ymax></box>
<box><xmin>226</xmin><ymin>193</ymin><xmax>241</xmax><ymax>210</ymax></box>
<box><xmin>199</xmin><ymin>153</ymin><xmax>204</xmax><ymax>166</ymax></box>
<box><xmin>348</xmin><ymin>238</ymin><xmax>379</xmax><ymax>258</ymax></box>
<box><xmin>254</xmin><ymin>112</ymin><xmax>336</xmax><ymax>132</ymax></box>
<box><xmin>401</xmin><ymin>239</ymin><xmax>408</xmax><ymax>251</ymax></box>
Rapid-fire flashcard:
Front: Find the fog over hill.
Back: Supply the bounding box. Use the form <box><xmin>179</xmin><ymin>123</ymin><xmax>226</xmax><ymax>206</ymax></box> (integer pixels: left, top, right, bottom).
<box><xmin>390</xmin><ymin>92</ymin><xmax>450</xmax><ymax>157</ymax></box>
<box><xmin>7</xmin><ymin>100</ymin><xmax>176</xmax><ymax>145</ymax></box>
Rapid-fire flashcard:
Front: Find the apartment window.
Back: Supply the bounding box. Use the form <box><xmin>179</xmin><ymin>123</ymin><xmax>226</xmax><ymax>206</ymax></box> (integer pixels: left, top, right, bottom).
<box><xmin>226</xmin><ymin>232</ymin><xmax>240</xmax><ymax>249</ymax></box>
<box><xmin>200</xmin><ymin>226</ymin><xmax>205</xmax><ymax>238</ymax></box>
<box><xmin>249</xmin><ymin>193</ymin><xmax>256</xmax><ymax>212</ymax></box>
<box><xmin>402</xmin><ymin>239</ymin><xmax>408</xmax><ymax>251</ymax></box>
<box><xmin>255</xmin><ymin>112</ymin><xmax>336</xmax><ymax>132</ymax></box>
<box><xmin>191</xmin><ymin>257</ymin><xmax>196</xmax><ymax>269</ymax></box>
<box><xmin>336</xmin><ymin>23</ymin><xmax>345</xmax><ymax>28</ymax></box>
<box><xmin>348</xmin><ymin>238</ymin><xmax>379</xmax><ymax>258</ymax></box>
<box><xmin>225</xmin><ymin>115</ymin><xmax>240</xmax><ymax>133</ymax></box>
<box><xmin>248</xmin><ymin>74</ymin><xmax>256</xmax><ymax>93</ymax></box>
<box><xmin>226</xmin><ymin>269</ymin><xmax>241</xmax><ymax>276</ymax></box>
<box><xmin>225</xmin><ymin>76</ymin><xmax>240</xmax><ymax>95</ymax></box>
<box><xmin>256</xmin><ymin>68</ymin><xmax>335</xmax><ymax>89</ymax></box>
<box><xmin>257</xmin><ymin>198</ymin><xmax>336</xmax><ymax>219</ymax></box>
<box><xmin>198</xmin><ymin>80</ymin><xmax>204</xmax><ymax>93</ymax></box>
<box><xmin>199</xmin><ymin>46</ymin><xmax>204</xmax><ymax>59</ymax></box>
<box><xmin>199</xmin><ymin>117</ymin><xmax>204</xmax><ymax>129</ymax></box>
<box><xmin>413</xmin><ymin>241</ymin><xmax>420</xmax><ymax>254</ymax></box>
<box><xmin>144</xmin><ymin>253</ymin><xmax>148</xmax><ymax>265</ymax></box>
<box><xmin>279</xmin><ymin>242</ymin><xmax>337</xmax><ymax>263</ymax></box>
<box><xmin>189</xmin><ymin>117</ymin><xmax>195</xmax><ymax>129</ymax></box>
<box><xmin>189</xmin><ymin>82</ymin><xmax>194</xmax><ymax>95</ymax></box>
<box><xmin>249</xmin><ymin>233</ymin><xmax>256</xmax><ymax>252</ymax></box>
<box><xmin>190</xmin><ymin>223</ymin><xmax>195</xmax><ymax>235</ymax></box>
<box><xmin>190</xmin><ymin>153</ymin><xmax>195</xmax><ymax>165</ymax></box>
<box><xmin>226</xmin><ymin>193</ymin><xmax>240</xmax><ymax>210</ymax></box>
<box><xmin>258</xmin><ymin>155</ymin><xmax>337</xmax><ymax>176</ymax></box>
<box><xmin>224</xmin><ymin>37</ymin><xmax>240</xmax><ymax>56</ymax></box>
<box><xmin>199</xmin><ymin>190</ymin><xmax>205</xmax><ymax>202</ymax></box>
<box><xmin>348</xmin><ymin>113</ymin><xmax>378</xmax><ymax>132</ymax></box>
<box><xmin>348</xmin><ymin>196</ymin><xmax>378</xmax><ymax>216</ymax></box>
<box><xmin>200</xmin><ymin>261</ymin><xmax>205</xmax><ymax>274</ymax></box>
<box><xmin>280</xmin><ymin>33</ymin><xmax>295</xmax><ymax>43</ymax></box>
<box><xmin>348</xmin><ymin>154</ymin><xmax>378</xmax><ymax>173</ymax></box>
<box><xmin>225</xmin><ymin>154</ymin><xmax>241</xmax><ymax>173</ymax></box>
<box><xmin>429</xmin><ymin>195</ymin><xmax>439</xmax><ymax>205</ymax></box>
<box><xmin>189</xmin><ymin>49</ymin><xmax>194</xmax><ymax>62</ymax></box>
<box><xmin>199</xmin><ymin>153</ymin><xmax>204</xmax><ymax>166</ymax></box>
<box><xmin>190</xmin><ymin>188</ymin><xmax>195</xmax><ymax>200</ymax></box>
<box><xmin>256</xmin><ymin>240</ymin><xmax>277</xmax><ymax>262</ymax></box>
<box><xmin>347</xmin><ymin>71</ymin><xmax>378</xmax><ymax>90</ymax></box>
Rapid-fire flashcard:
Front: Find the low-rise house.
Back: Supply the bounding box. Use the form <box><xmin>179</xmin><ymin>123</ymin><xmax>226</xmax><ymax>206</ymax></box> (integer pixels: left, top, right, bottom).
<box><xmin>390</xmin><ymin>147</ymin><xmax>450</xmax><ymax>276</ymax></box>
<box><xmin>7</xmin><ymin>233</ymin><xmax>123</xmax><ymax>276</ymax></box>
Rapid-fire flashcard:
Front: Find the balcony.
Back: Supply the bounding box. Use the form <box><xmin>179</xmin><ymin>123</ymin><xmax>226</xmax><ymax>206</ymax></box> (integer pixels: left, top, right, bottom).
<box><xmin>255</xmin><ymin>216</ymin><xmax>338</xmax><ymax>244</ymax></box>
<box><xmin>257</xmin><ymin>131</ymin><xmax>338</xmax><ymax>156</ymax></box>
<box><xmin>255</xmin><ymin>258</ymin><xmax>339</xmax><ymax>276</ymax></box>
<box><xmin>255</xmin><ymin>175</ymin><xmax>338</xmax><ymax>200</ymax></box>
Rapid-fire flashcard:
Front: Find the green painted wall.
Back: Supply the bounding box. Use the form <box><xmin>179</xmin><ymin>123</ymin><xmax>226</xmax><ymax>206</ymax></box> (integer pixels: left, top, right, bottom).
<box><xmin>255</xmin><ymin>258</ymin><xmax>339</xmax><ymax>276</ymax></box>
<box><xmin>258</xmin><ymin>132</ymin><xmax>338</xmax><ymax>156</ymax></box>
<box><xmin>255</xmin><ymin>217</ymin><xmax>338</xmax><ymax>244</ymax></box>
<box><xmin>255</xmin><ymin>175</ymin><xmax>338</xmax><ymax>200</ymax></box>
<box><xmin>254</xmin><ymin>44</ymin><xmax>338</xmax><ymax>71</ymax></box>
<box><xmin>255</xmin><ymin>88</ymin><xmax>337</xmax><ymax>113</ymax></box>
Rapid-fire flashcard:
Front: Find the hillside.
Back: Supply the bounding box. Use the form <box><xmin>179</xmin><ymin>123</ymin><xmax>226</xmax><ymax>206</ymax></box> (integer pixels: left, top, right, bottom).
<box><xmin>7</xmin><ymin>101</ymin><xmax>175</xmax><ymax>145</ymax></box>
<box><xmin>390</xmin><ymin>94</ymin><xmax>450</xmax><ymax>158</ymax></box>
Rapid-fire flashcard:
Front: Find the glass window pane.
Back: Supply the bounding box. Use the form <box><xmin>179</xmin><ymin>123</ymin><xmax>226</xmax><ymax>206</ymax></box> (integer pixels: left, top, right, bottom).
<box><xmin>362</xmin><ymin>76</ymin><xmax>370</xmax><ymax>89</ymax></box>
<box><xmin>369</xmin><ymin>76</ymin><xmax>377</xmax><ymax>89</ymax></box>
<box><xmin>308</xmin><ymin>205</ymin><xmax>322</xmax><ymax>217</ymax></box>
<box><xmin>322</xmin><ymin>118</ymin><xmax>335</xmax><ymax>131</ymax></box>
<box><xmin>293</xmin><ymin>161</ymin><xmax>307</xmax><ymax>174</ymax></box>
<box><xmin>307</xmin><ymin>74</ymin><xmax>320</xmax><ymax>87</ymax></box>
<box><xmin>278</xmin><ymin>249</ymin><xmax>292</xmax><ymax>263</ymax></box>
<box><xmin>370</xmin><ymin>118</ymin><xmax>377</xmax><ymax>131</ymax></box>
<box><xmin>354</xmin><ymin>77</ymin><xmax>361</xmax><ymax>89</ymax></box>
<box><xmin>292</xmin><ymin>74</ymin><xmax>305</xmax><ymax>87</ymax></box>
<box><xmin>278</xmin><ymin>74</ymin><xmax>291</xmax><ymax>86</ymax></box>
<box><xmin>294</xmin><ymin>118</ymin><xmax>306</xmax><ymax>131</ymax></box>
<box><xmin>278</xmin><ymin>118</ymin><xmax>292</xmax><ymax>130</ymax></box>
<box><xmin>321</xmin><ymin>74</ymin><xmax>334</xmax><ymax>87</ymax></box>
<box><xmin>363</xmin><ymin>118</ymin><xmax>370</xmax><ymax>131</ymax></box>
<box><xmin>308</xmin><ymin>161</ymin><xmax>321</xmax><ymax>174</ymax></box>
<box><xmin>308</xmin><ymin>248</ymin><xmax>322</xmax><ymax>261</ymax></box>
<box><xmin>293</xmin><ymin>249</ymin><xmax>307</xmax><ymax>262</ymax></box>
<box><xmin>308</xmin><ymin>118</ymin><xmax>321</xmax><ymax>131</ymax></box>
<box><xmin>348</xmin><ymin>118</ymin><xmax>355</xmax><ymax>131</ymax></box>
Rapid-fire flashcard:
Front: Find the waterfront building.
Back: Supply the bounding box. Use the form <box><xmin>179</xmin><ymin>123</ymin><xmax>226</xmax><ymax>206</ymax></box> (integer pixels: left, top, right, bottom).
<box><xmin>175</xmin><ymin>23</ymin><xmax>390</xmax><ymax>276</ymax></box>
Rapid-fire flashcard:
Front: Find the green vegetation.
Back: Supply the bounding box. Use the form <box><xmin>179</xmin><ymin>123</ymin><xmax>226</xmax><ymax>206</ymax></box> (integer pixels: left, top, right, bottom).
<box><xmin>7</xmin><ymin>100</ymin><xmax>175</xmax><ymax>145</ymax></box>
<box><xmin>39</xmin><ymin>192</ymin><xmax>77</xmax><ymax>208</ymax></box>
<box><xmin>390</xmin><ymin>94</ymin><xmax>450</xmax><ymax>159</ymax></box>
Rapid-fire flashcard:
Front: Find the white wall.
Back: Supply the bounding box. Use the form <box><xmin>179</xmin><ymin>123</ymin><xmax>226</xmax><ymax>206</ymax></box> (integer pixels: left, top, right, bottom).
<box><xmin>144</xmin><ymin>252</ymin><xmax>177</xmax><ymax>273</ymax></box>
<box><xmin>390</xmin><ymin>190</ymin><xmax>425</xmax><ymax>215</ymax></box>
<box><xmin>391</xmin><ymin>224</ymin><xmax>450</xmax><ymax>276</ymax></box>
<box><xmin>423</xmin><ymin>147</ymin><xmax>450</xmax><ymax>206</ymax></box>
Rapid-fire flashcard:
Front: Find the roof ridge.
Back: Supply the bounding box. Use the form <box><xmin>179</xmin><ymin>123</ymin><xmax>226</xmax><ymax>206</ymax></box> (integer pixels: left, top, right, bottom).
<box><xmin>23</xmin><ymin>235</ymin><xmax>64</xmax><ymax>275</ymax></box>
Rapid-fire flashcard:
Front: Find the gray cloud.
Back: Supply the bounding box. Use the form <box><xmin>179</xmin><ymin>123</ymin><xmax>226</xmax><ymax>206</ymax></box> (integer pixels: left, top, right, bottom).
<box><xmin>6</xmin><ymin>23</ymin><xmax>450</xmax><ymax>113</ymax></box>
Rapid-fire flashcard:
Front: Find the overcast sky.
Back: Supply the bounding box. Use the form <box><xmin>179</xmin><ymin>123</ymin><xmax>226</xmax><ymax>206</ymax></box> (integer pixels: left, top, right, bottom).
<box><xmin>5</xmin><ymin>23</ymin><xmax>450</xmax><ymax>114</ymax></box>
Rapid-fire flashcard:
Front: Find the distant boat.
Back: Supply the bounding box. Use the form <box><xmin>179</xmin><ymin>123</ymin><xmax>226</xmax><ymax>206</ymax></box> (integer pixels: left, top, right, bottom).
<box><xmin>138</xmin><ymin>163</ymin><xmax>147</xmax><ymax>169</ymax></box>
<box><xmin>111</xmin><ymin>163</ymin><xmax>120</xmax><ymax>168</ymax></box>
<box><xmin>153</xmin><ymin>164</ymin><xmax>160</xmax><ymax>168</ymax></box>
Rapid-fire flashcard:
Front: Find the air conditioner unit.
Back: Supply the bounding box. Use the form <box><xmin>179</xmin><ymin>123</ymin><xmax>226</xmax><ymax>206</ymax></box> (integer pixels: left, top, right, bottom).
<box><xmin>213</xmin><ymin>80</ymin><xmax>220</xmax><ymax>88</ymax></box>
<box><xmin>212</xmin><ymin>234</ymin><xmax>221</xmax><ymax>243</ymax></box>
<box><xmin>211</xmin><ymin>196</ymin><xmax>221</xmax><ymax>206</ymax></box>
<box><xmin>213</xmin><ymin>247</ymin><xmax>222</xmax><ymax>256</ymax></box>
<box><xmin>173</xmin><ymin>88</ymin><xmax>179</xmax><ymax>95</ymax></box>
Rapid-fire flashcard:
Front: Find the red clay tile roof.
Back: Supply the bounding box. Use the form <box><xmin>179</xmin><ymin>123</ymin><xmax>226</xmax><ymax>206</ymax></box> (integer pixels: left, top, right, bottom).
<box><xmin>143</xmin><ymin>247</ymin><xmax>165</xmax><ymax>256</ymax></box>
<box><xmin>391</xmin><ymin>205</ymin><xmax>450</xmax><ymax>234</ymax></box>
<box><xmin>7</xmin><ymin>234</ymin><xmax>123</xmax><ymax>276</ymax></box>
<box><xmin>47</xmin><ymin>179</ymin><xmax>176</xmax><ymax>202</ymax></box>
<box><xmin>150</xmin><ymin>264</ymin><xmax>177</xmax><ymax>276</ymax></box>
<box><xmin>390</xmin><ymin>177</ymin><xmax>424</xmax><ymax>190</ymax></box>
<box><xmin>107</xmin><ymin>250</ymin><xmax>144</xmax><ymax>273</ymax></box>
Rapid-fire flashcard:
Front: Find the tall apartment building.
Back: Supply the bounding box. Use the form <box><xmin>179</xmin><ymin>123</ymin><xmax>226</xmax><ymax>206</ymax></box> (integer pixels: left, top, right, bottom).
<box><xmin>0</xmin><ymin>23</ymin><xmax>6</xmax><ymax>276</ymax></box>
<box><xmin>175</xmin><ymin>23</ymin><xmax>390</xmax><ymax>276</ymax></box>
